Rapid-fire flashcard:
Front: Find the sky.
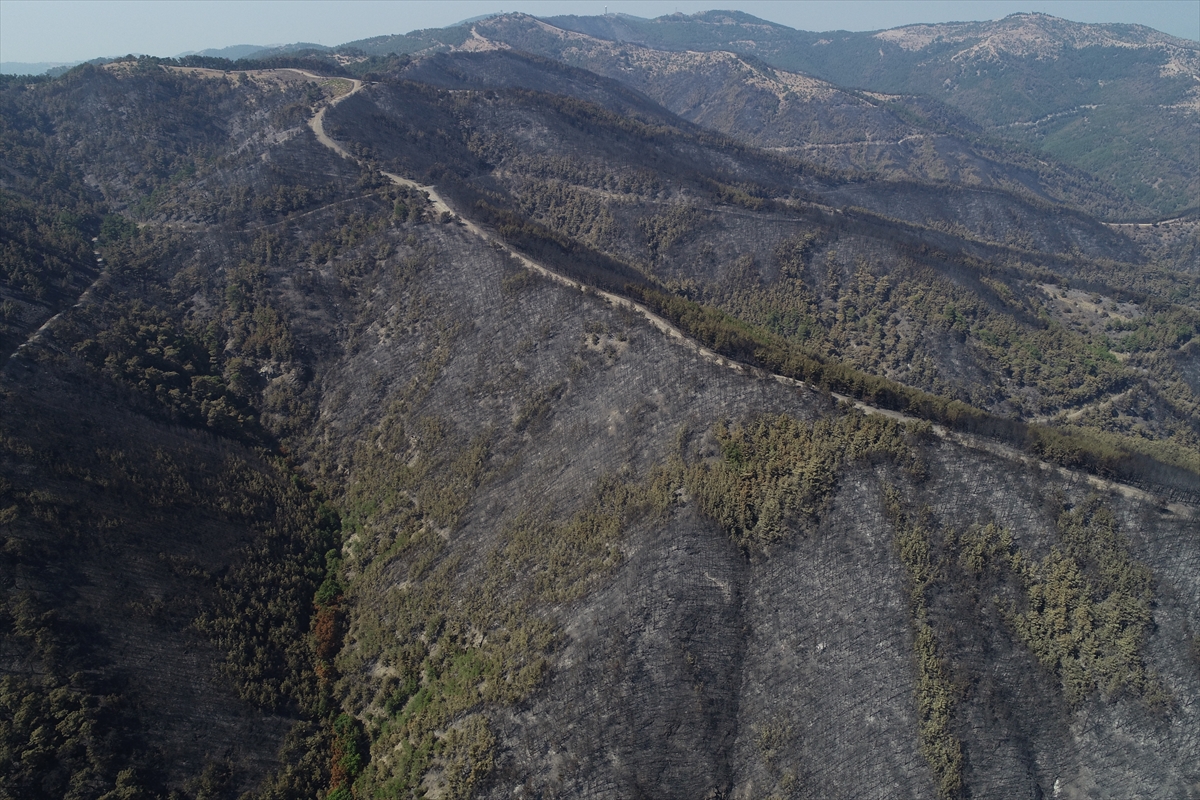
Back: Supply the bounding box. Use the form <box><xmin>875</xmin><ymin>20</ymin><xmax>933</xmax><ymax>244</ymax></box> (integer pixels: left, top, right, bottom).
<box><xmin>2</xmin><ymin>0</ymin><xmax>1197</xmax><ymax>65</ymax></box>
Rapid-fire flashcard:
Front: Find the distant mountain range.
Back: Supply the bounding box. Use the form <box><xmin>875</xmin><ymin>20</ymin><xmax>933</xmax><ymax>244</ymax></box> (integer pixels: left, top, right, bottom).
<box><xmin>344</xmin><ymin>10</ymin><xmax>1199</xmax><ymax>218</ymax></box>
<box><xmin>0</xmin><ymin>60</ymin><xmax>79</xmax><ymax>75</ymax></box>
<box><xmin>179</xmin><ymin>43</ymin><xmax>278</xmax><ymax>60</ymax></box>
<box><xmin>1</xmin><ymin>43</ymin><xmax>330</xmax><ymax>77</ymax></box>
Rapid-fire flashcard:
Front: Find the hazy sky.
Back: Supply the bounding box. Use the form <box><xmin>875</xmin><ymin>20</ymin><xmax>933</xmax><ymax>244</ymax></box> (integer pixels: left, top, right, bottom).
<box><xmin>2</xmin><ymin>0</ymin><xmax>1197</xmax><ymax>64</ymax></box>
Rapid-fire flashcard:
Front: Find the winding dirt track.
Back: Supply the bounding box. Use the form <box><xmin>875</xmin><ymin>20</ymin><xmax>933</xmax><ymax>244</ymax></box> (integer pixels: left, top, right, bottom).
<box><xmin>4</xmin><ymin>249</ymin><xmax>109</xmax><ymax>366</ymax></box>
<box><xmin>299</xmin><ymin>71</ymin><xmax>364</xmax><ymax>158</ymax></box>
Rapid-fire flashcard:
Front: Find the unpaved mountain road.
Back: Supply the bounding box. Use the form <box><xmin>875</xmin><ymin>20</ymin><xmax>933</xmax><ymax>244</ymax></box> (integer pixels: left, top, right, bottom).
<box><xmin>1104</xmin><ymin>216</ymin><xmax>1197</xmax><ymax>230</ymax></box>
<box><xmin>304</xmin><ymin>77</ymin><xmax>799</xmax><ymax>384</ymax></box>
<box><xmin>298</xmin><ymin>71</ymin><xmax>364</xmax><ymax>158</ymax></box>
<box><xmin>4</xmin><ymin>249</ymin><xmax>108</xmax><ymax>367</ymax></box>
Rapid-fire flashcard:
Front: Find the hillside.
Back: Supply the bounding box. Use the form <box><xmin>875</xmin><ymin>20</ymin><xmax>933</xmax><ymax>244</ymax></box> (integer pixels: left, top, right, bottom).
<box><xmin>339</xmin><ymin>50</ymin><xmax>1200</xmax><ymax>486</ymax></box>
<box><xmin>1</xmin><ymin>20</ymin><xmax>1198</xmax><ymax>800</ymax></box>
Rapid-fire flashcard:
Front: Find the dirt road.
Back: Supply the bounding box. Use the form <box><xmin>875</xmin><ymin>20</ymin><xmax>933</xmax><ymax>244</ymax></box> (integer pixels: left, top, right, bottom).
<box><xmin>4</xmin><ymin>249</ymin><xmax>109</xmax><ymax>367</ymax></box>
<box><xmin>302</xmin><ymin>73</ymin><xmax>364</xmax><ymax>159</ymax></box>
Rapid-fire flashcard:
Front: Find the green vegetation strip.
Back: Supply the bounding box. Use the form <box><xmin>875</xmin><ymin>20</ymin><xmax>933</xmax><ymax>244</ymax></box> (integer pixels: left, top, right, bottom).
<box><xmin>686</xmin><ymin>412</ymin><xmax>923</xmax><ymax>547</ymax></box>
<box><xmin>1009</xmin><ymin>499</ymin><xmax>1167</xmax><ymax>707</ymax></box>
<box><xmin>437</xmin><ymin>170</ymin><xmax>1198</xmax><ymax>501</ymax></box>
<box><xmin>882</xmin><ymin>489</ymin><xmax>1165</xmax><ymax>798</ymax></box>
<box><xmin>428</xmin><ymin>169</ymin><xmax>1198</xmax><ymax>500</ymax></box>
<box><xmin>884</xmin><ymin>489</ymin><xmax>965</xmax><ymax>800</ymax></box>
<box><xmin>626</xmin><ymin>284</ymin><xmax>1198</xmax><ymax>500</ymax></box>
<box><xmin>324</xmin><ymin>397</ymin><xmax>679</xmax><ymax>797</ymax></box>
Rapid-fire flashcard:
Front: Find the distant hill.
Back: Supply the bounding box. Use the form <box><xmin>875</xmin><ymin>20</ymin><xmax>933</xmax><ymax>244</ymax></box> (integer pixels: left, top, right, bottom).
<box><xmin>543</xmin><ymin>11</ymin><xmax>1200</xmax><ymax>217</ymax></box>
<box><xmin>251</xmin><ymin>41</ymin><xmax>332</xmax><ymax>57</ymax></box>
<box><xmin>179</xmin><ymin>43</ymin><xmax>270</xmax><ymax>60</ymax></box>
<box><xmin>342</xmin><ymin>10</ymin><xmax>1197</xmax><ymax>218</ymax></box>
<box><xmin>174</xmin><ymin>42</ymin><xmax>332</xmax><ymax>62</ymax></box>
<box><xmin>433</xmin><ymin>14</ymin><xmax>1156</xmax><ymax>220</ymax></box>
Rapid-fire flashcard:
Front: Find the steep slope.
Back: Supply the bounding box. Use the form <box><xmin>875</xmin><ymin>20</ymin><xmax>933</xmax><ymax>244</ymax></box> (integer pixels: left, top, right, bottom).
<box><xmin>309</xmin><ymin>59</ymin><xmax>1200</xmax><ymax>799</ymax></box>
<box><xmin>322</xmin><ymin>66</ymin><xmax>1199</xmax><ymax>482</ymax></box>
<box><xmin>0</xmin><ymin>75</ymin><xmax>105</xmax><ymax>360</ymax></box>
<box><xmin>1</xmin><ymin>349</ymin><xmax>326</xmax><ymax>796</ymax></box>
<box><xmin>1</xmin><ymin>63</ymin><xmax>370</xmax><ymax>799</ymax></box>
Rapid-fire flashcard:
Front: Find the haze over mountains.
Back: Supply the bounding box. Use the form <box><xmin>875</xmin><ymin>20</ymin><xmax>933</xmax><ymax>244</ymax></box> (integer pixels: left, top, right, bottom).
<box><xmin>1</xmin><ymin>9</ymin><xmax>1198</xmax><ymax>800</ymax></box>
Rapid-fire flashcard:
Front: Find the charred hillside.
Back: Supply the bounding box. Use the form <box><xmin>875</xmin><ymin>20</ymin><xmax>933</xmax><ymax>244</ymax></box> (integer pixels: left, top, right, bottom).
<box><xmin>321</xmin><ymin>65</ymin><xmax>1199</xmax><ymax>489</ymax></box>
<box><xmin>1</xmin><ymin>28</ymin><xmax>1198</xmax><ymax>800</ymax></box>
